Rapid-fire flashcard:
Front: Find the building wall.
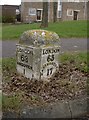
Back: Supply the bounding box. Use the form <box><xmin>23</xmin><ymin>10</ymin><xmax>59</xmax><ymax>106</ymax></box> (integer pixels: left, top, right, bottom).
<box><xmin>87</xmin><ymin>1</ymin><xmax>89</xmax><ymax>20</ymax></box>
<box><xmin>2</xmin><ymin>5</ymin><xmax>19</xmax><ymax>17</ymax></box>
<box><xmin>2</xmin><ymin>5</ymin><xmax>21</xmax><ymax>22</ymax></box>
<box><xmin>21</xmin><ymin>2</ymin><xmax>43</xmax><ymax>23</ymax></box>
<box><xmin>21</xmin><ymin>1</ymin><xmax>88</xmax><ymax>22</ymax></box>
<box><xmin>21</xmin><ymin>2</ymin><xmax>54</xmax><ymax>23</ymax></box>
<box><xmin>62</xmin><ymin>2</ymin><xmax>87</xmax><ymax>21</ymax></box>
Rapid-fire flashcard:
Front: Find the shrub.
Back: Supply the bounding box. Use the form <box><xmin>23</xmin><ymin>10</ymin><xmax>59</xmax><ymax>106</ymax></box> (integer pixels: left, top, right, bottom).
<box><xmin>2</xmin><ymin>16</ymin><xmax>15</xmax><ymax>23</ymax></box>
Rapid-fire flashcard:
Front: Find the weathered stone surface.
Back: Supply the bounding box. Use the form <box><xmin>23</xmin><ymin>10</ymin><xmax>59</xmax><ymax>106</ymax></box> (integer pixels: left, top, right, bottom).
<box><xmin>19</xmin><ymin>30</ymin><xmax>60</xmax><ymax>46</ymax></box>
<box><xmin>19</xmin><ymin>97</ymin><xmax>88</xmax><ymax>118</ymax></box>
<box><xmin>69</xmin><ymin>96</ymin><xmax>88</xmax><ymax>118</ymax></box>
<box><xmin>16</xmin><ymin>30</ymin><xmax>60</xmax><ymax>80</ymax></box>
<box><xmin>2</xmin><ymin>112</ymin><xmax>19</xmax><ymax>118</ymax></box>
<box><xmin>2</xmin><ymin>97</ymin><xmax>88</xmax><ymax>118</ymax></box>
<box><xmin>20</xmin><ymin>100</ymin><xmax>71</xmax><ymax>118</ymax></box>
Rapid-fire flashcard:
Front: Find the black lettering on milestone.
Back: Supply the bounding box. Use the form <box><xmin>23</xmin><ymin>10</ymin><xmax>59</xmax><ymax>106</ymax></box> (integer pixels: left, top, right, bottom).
<box><xmin>21</xmin><ymin>54</ymin><xmax>28</xmax><ymax>63</ymax></box>
<box><xmin>47</xmin><ymin>54</ymin><xmax>54</xmax><ymax>62</ymax></box>
<box><xmin>43</xmin><ymin>49</ymin><xmax>45</xmax><ymax>55</ymax></box>
<box><xmin>43</xmin><ymin>48</ymin><xmax>59</xmax><ymax>55</ymax></box>
<box><xmin>25</xmin><ymin>55</ymin><xmax>28</xmax><ymax>63</ymax></box>
<box><xmin>17</xmin><ymin>62</ymin><xmax>32</xmax><ymax>70</ymax></box>
<box><xmin>21</xmin><ymin>55</ymin><xmax>24</xmax><ymax>62</ymax></box>
<box><xmin>47</xmin><ymin>68</ymin><xmax>53</xmax><ymax>76</ymax></box>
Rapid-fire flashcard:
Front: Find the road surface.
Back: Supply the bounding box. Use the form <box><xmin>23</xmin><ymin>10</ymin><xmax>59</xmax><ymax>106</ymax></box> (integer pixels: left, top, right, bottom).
<box><xmin>0</xmin><ymin>38</ymin><xmax>88</xmax><ymax>58</ymax></box>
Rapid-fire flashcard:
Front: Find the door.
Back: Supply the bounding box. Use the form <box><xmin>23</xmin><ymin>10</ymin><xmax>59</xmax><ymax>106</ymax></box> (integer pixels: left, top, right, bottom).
<box><xmin>37</xmin><ymin>10</ymin><xmax>42</xmax><ymax>21</ymax></box>
<box><xmin>74</xmin><ymin>11</ymin><xmax>78</xmax><ymax>20</ymax></box>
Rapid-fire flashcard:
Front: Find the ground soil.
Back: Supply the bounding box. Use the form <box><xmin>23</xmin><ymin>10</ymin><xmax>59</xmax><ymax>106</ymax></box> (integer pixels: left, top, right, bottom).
<box><xmin>2</xmin><ymin>62</ymin><xmax>88</xmax><ymax>109</ymax></box>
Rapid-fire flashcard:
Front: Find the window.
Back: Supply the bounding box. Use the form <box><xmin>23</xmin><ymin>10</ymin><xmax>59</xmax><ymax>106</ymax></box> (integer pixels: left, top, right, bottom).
<box><xmin>57</xmin><ymin>11</ymin><xmax>62</xmax><ymax>18</ymax></box>
<box><xmin>67</xmin><ymin>9</ymin><xmax>73</xmax><ymax>16</ymax></box>
<box><xmin>36</xmin><ymin>9</ymin><xmax>43</xmax><ymax>21</ymax></box>
<box><xmin>29</xmin><ymin>8</ymin><xmax>36</xmax><ymax>15</ymax></box>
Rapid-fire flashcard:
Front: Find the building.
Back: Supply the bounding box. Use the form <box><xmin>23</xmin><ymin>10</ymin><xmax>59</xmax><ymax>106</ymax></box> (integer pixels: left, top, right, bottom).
<box><xmin>21</xmin><ymin>0</ymin><xmax>88</xmax><ymax>23</ymax></box>
<box><xmin>21</xmin><ymin>0</ymin><xmax>62</xmax><ymax>23</ymax></box>
<box><xmin>21</xmin><ymin>2</ymin><xmax>54</xmax><ymax>23</ymax></box>
<box><xmin>2</xmin><ymin>5</ymin><xmax>21</xmax><ymax>22</ymax></box>
<box><xmin>21</xmin><ymin>2</ymin><xmax>43</xmax><ymax>23</ymax></box>
<box><xmin>87</xmin><ymin>1</ymin><xmax>89</xmax><ymax>20</ymax></box>
<box><xmin>62</xmin><ymin>1</ymin><xmax>87</xmax><ymax>21</ymax></box>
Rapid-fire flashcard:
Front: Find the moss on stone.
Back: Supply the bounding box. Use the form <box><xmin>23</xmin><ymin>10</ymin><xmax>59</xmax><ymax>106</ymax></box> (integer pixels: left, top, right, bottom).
<box><xmin>19</xmin><ymin>29</ymin><xmax>60</xmax><ymax>46</ymax></box>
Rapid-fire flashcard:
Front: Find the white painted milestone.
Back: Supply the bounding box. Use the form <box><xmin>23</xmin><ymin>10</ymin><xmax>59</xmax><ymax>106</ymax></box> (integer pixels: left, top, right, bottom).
<box><xmin>16</xmin><ymin>30</ymin><xmax>60</xmax><ymax>80</ymax></box>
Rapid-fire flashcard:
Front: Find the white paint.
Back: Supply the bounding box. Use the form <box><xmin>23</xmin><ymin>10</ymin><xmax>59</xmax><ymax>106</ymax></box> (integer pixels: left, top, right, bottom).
<box><xmin>16</xmin><ymin>30</ymin><xmax>60</xmax><ymax>80</ymax></box>
<box><xmin>17</xmin><ymin>64</ymin><xmax>24</xmax><ymax>74</ymax></box>
<box><xmin>41</xmin><ymin>46</ymin><xmax>60</xmax><ymax>79</ymax></box>
<box><xmin>16</xmin><ymin>45</ymin><xmax>60</xmax><ymax>80</ymax></box>
<box><xmin>25</xmin><ymin>68</ymin><xmax>33</xmax><ymax>79</ymax></box>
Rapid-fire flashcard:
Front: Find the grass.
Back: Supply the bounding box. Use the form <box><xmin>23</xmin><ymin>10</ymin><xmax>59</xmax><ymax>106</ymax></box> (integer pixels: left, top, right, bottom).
<box><xmin>2</xmin><ymin>20</ymin><xmax>88</xmax><ymax>40</ymax></box>
<box><xmin>2</xmin><ymin>95</ymin><xmax>21</xmax><ymax>112</ymax></box>
<box><xmin>2</xmin><ymin>58</ymin><xmax>22</xmax><ymax>112</ymax></box>
<box><xmin>61</xmin><ymin>52</ymin><xmax>89</xmax><ymax>73</ymax></box>
<box><xmin>2</xmin><ymin>52</ymin><xmax>88</xmax><ymax>112</ymax></box>
<box><xmin>2</xmin><ymin>58</ymin><xmax>16</xmax><ymax>72</ymax></box>
<box><xmin>2</xmin><ymin>58</ymin><xmax>16</xmax><ymax>83</ymax></box>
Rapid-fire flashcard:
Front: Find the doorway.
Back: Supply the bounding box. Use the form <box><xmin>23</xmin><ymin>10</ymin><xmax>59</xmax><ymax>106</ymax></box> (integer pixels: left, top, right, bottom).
<box><xmin>36</xmin><ymin>9</ymin><xmax>42</xmax><ymax>21</ymax></box>
<box><xmin>74</xmin><ymin>11</ymin><xmax>78</xmax><ymax>20</ymax></box>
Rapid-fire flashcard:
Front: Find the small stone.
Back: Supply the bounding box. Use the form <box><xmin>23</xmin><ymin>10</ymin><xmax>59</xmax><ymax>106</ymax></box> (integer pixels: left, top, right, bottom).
<box><xmin>22</xmin><ymin>110</ymin><xmax>26</xmax><ymax>114</ymax></box>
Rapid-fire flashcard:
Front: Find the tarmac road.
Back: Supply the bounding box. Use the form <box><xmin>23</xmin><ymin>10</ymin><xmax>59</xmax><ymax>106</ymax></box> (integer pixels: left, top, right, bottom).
<box><xmin>0</xmin><ymin>38</ymin><xmax>88</xmax><ymax>58</ymax></box>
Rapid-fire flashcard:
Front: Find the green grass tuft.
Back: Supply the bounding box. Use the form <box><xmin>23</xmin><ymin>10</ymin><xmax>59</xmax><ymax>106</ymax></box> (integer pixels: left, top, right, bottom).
<box><xmin>61</xmin><ymin>52</ymin><xmax>89</xmax><ymax>73</ymax></box>
<box><xmin>2</xmin><ymin>95</ymin><xmax>21</xmax><ymax>112</ymax></box>
<box><xmin>2</xmin><ymin>58</ymin><xmax>16</xmax><ymax>71</ymax></box>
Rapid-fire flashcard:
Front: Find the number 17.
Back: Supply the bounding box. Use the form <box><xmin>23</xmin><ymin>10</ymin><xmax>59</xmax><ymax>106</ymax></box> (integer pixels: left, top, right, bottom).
<box><xmin>47</xmin><ymin>68</ymin><xmax>53</xmax><ymax>76</ymax></box>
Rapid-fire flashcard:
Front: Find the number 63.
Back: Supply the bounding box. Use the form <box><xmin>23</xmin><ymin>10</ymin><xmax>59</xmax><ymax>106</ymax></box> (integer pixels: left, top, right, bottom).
<box><xmin>47</xmin><ymin>54</ymin><xmax>54</xmax><ymax>62</ymax></box>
